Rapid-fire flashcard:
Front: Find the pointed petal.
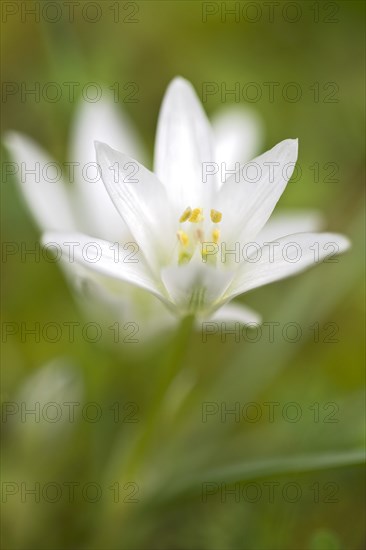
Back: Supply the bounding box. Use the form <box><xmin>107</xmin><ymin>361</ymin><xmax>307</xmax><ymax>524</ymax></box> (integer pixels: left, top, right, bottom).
<box><xmin>154</xmin><ymin>77</ymin><xmax>215</xmax><ymax>210</ymax></box>
<box><xmin>69</xmin><ymin>94</ymin><xmax>146</xmax><ymax>241</ymax></box>
<box><xmin>218</xmin><ymin>139</ymin><xmax>299</xmax><ymax>245</ymax></box>
<box><xmin>54</xmin><ymin>255</ymin><xmax>176</xmax><ymax>339</ymax></box>
<box><xmin>3</xmin><ymin>132</ymin><xmax>76</xmax><ymax>232</ymax></box>
<box><xmin>161</xmin><ymin>262</ymin><xmax>234</xmax><ymax>316</ymax></box>
<box><xmin>209</xmin><ymin>301</ymin><xmax>262</xmax><ymax>325</ymax></box>
<box><xmin>95</xmin><ymin>142</ymin><xmax>176</xmax><ymax>271</ymax></box>
<box><xmin>256</xmin><ymin>209</ymin><xmax>324</xmax><ymax>246</ymax></box>
<box><xmin>42</xmin><ymin>232</ymin><xmax>169</xmax><ymax>305</ymax></box>
<box><xmin>212</xmin><ymin>106</ymin><xmax>264</xmax><ymax>183</ymax></box>
<box><xmin>69</xmin><ymin>93</ymin><xmax>146</xmax><ymax>165</ymax></box>
<box><xmin>227</xmin><ymin>232</ymin><xmax>351</xmax><ymax>299</ymax></box>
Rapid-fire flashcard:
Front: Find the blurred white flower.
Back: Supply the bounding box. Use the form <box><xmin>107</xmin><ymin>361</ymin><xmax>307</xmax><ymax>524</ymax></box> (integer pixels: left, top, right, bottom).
<box><xmin>4</xmin><ymin>82</ymin><xmax>266</xmax><ymax>328</ymax></box>
<box><xmin>13</xmin><ymin>358</ymin><xmax>83</xmax><ymax>446</ymax></box>
<box><xmin>42</xmin><ymin>77</ymin><xmax>349</xmax><ymax>320</ymax></box>
<box><xmin>4</xmin><ymin>94</ymin><xmax>174</xmax><ymax>335</ymax></box>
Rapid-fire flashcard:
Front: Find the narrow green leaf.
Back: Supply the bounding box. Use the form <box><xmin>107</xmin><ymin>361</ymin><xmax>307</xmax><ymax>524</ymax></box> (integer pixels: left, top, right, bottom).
<box><xmin>157</xmin><ymin>448</ymin><xmax>365</xmax><ymax>503</ymax></box>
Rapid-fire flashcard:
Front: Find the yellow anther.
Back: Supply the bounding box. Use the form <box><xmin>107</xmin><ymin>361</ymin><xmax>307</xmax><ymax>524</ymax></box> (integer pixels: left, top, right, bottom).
<box><xmin>210</xmin><ymin>209</ymin><xmax>222</xmax><ymax>223</ymax></box>
<box><xmin>179</xmin><ymin>207</ymin><xmax>192</xmax><ymax>223</ymax></box>
<box><xmin>212</xmin><ymin>229</ymin><xmax>220</xmax><ymax>244</ymax></box>
<box><xmin>177</xmin><ymin>230</ymin><xmax>189</xmax><ymax>247</ymax></box>
<box><xmin>176</xmin><ymin>207</ymin><xmax>221</xmax><ymax>267</ymax></box>
<box><xmin>188</xmin><ymin>208</ymin><xmax>204</xmax><ymax>223</ymax></box>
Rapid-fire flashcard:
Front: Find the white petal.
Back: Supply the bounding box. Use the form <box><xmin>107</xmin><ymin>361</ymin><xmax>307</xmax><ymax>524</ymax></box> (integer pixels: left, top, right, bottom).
<box><xmin>69</xmin><ymin>93</ymin><xmax>146</xmax><ymax>164</ymax></box>
<box><xmin>69</xmin><ymin>94</ymin><xmax>146</xmax><ymax>241</ymax></box>
<box><xmin>212</xmin><ymin>106</ymin><xmax>264</xmax><ymax>182</ymax></box>
<box><xmin>3</xmin><ymin>132</ymin><xmax>76</xmax><ymax>232</ymax></box>
<box><xmin>218</xmin><ymin>139</ymin><xmax>299</xmax><ymax>245</ymax></box>
<box><xmin>95</xmin><ymin>142</ymin><xmax>176</xmax><ymax>271</ymax></box>
<box><xmin>209</xmin><ymin>301</ymin><xmax>262</xmax><ymax>325</ymax></box>
<box><xmin>161</xmin><ymin>262</ymin><xmax>234</xmax><ymax>316</ymax></box>
<box><xmin>154</xmin><ymin>77</ymin><xmax>215</xmax><ymax>211</ymax></box>
<box><xmin>42</xmin><ymin>232</ymin><xmax>169</xmax><ymax>306</ymax></box>
<box><xmin>56</xmin><ymin>257</ymin><xmax>176</xmax><ymax>340</ymax></box>
<box><xmin>227</xmin><ymin>232</ymin><xmax>351</xmax><ymax>299</ymax></box>
<box><xmin>256</xmin><ymin>209</ymin><xmax>324</xmax><ymax>246</ymax></box>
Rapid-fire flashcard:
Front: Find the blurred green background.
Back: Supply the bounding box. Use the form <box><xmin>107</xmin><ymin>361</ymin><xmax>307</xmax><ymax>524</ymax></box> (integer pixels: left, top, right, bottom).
<box><xmin>1</xmin><ymin>1</ymin><xmax>365</xmax><ymax>549</ymax></box>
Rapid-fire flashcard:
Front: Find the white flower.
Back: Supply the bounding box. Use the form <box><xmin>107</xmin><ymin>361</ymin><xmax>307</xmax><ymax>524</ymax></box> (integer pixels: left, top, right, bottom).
<box><xmin>40</xmin><ymin>77</ymin><xmax>349</xmax><ymax>322</ymax></box>
<box><xmin>3</xmin><ymin>82</ymin><xmax>265</xmax><ymax>329</ymax></box>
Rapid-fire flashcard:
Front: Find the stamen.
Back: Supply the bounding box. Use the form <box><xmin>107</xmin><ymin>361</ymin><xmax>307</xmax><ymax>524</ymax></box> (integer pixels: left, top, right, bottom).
<box><xmin>196</xmin><ymin>228</ymin><xmax>204</xmax><ymax>243</ymax></box>
<box><xmin>188</xmin><ymin>208</ymin><xmax>204</xmax><ymax>223</ymax></box>
<box><xmin>176</xmin><ymin>206</ymin><xmax>222</xmax><ymax>267</ymax></box>
<box><xmin>210</xmin><ymin>209</ymin><xmax>222</xmax><ymax>223</ymax></box>
<box><xmin>179</xmin><ymin>207</ymin><xmax>192</xmax><ymax>223</ymax></box>
<box><xmin>212</xmin><ymin>229</ymin><xmax>220</xmax><ymax>244</ymax></box>
<box><xmin>178</xmin><ymin>251</ymin><xmax>191</xmax><ymax>265</ymax></box>
<box><xmin>177</xmin><ymin>230</ymin><xmax>189</xmax><ymax>247</ymax></box>
<box><xmin>201</xmin><ymin>243</ymin><xmax>217</xmax><ymax>266</ymax></box>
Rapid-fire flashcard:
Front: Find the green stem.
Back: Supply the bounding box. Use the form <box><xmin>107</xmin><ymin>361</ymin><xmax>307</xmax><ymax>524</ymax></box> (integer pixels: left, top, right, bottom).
<box><xmin>95</xmin><ymin>315</ymin><xmax>195</xmax><ymax>546</ymax></box>
<box><xmin>123</xmin><ymin>314</ymin><xmax>195</xmax><ymax>479</ymax></box>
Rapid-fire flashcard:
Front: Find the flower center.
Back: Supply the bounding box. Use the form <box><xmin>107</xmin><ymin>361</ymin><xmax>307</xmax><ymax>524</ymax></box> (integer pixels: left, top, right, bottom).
<box><xmin>176</xmin><ymin>206</ymin><xmax>222</xmax><ymax>265</ymax></box>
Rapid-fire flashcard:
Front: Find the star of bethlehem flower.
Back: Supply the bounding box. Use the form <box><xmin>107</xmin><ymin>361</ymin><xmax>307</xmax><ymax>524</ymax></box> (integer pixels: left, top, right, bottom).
<box><xmin>4</xmin><ymin>83</ymin><xmax>266</xmax><ymax>328</ymax></box>
<box><xmin>39</xmin><ymin>77</ymin><xmax>349</xmax><ymax>321</ymax></box>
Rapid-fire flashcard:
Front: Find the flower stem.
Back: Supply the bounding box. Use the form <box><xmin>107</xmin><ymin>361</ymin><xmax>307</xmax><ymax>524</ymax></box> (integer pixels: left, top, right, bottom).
<box><xmin>123</xmin><ymin>314</ymin><xmax>195</xmax><ymax>479</ymax></box>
